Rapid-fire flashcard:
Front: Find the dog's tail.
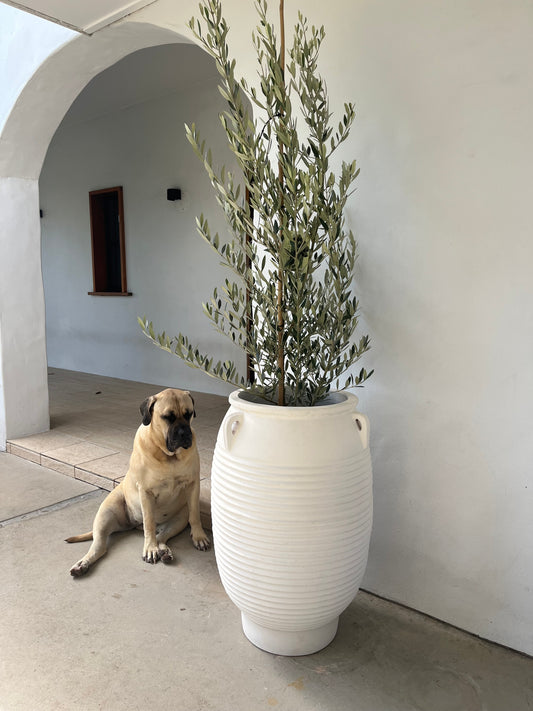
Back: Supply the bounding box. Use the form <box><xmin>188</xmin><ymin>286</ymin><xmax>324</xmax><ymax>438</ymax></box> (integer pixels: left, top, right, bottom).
<box><xmin>65</xmin><ymin>532</ymin><xmax>93</xmax><ymax>543</ymax></box>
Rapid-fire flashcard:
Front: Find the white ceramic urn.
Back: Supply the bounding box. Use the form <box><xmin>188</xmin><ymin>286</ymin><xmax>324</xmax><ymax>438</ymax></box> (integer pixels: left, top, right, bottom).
<box><xmin>211</xmin><ymin>390</ymin><xmax>373</xmax><ymax>656</ymax></box>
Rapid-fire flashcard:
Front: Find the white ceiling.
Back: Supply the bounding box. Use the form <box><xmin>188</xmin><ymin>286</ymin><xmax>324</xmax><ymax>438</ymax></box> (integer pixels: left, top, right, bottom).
<box><xmin>61</xmin><ymin>43</ymin><xmax>218</xmax><ymax>127</ymax></box>
<box><xmin>0</xmin><ymin>0</ymin><xmax>155</xmax><ymax>33</ymax></box>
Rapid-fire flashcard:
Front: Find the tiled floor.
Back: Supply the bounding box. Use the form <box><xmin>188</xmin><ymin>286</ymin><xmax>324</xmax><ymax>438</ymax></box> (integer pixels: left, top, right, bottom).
<box><xmin>6</xmin><ymin>368</ymin><xmax>229</xmax><ymax>526</ymax></box>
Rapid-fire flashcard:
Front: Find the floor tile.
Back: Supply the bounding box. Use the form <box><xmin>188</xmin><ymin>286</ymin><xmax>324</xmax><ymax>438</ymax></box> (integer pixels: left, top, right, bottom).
<box><xmin>74</xmin><ymin>468</ymin><xmax>115</xmax><ymax>491</ymax></box>
<box><xmin>81</xmin><ymin>452</ymin><xmax>131</xmax><ymax>479</ymax></box>
<box><xmin>43</xmin><ymin>441</ymin><xmax>118</xmax><ymax>465</ymax></box>
<box><xmin>7</xmin><ymin>444</ymin><xmax>41</xmax><ymax>464</ymax></box>
<box><xmin>40</xmin><ymin>456</ymin><xmax>75</xmax><ymax>478</ymax></box>
<box><xmin>9</xmin><ymin>431</ymin><xmax>81</xmax><ymax>454</ymax></box>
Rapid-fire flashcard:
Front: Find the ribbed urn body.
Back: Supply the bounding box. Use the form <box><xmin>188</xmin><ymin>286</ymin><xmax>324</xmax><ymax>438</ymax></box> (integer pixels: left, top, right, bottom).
<box><xmin>211</xmin><ymin>391</ymin><xmax>373</xmax><ymax>656</ymax></box>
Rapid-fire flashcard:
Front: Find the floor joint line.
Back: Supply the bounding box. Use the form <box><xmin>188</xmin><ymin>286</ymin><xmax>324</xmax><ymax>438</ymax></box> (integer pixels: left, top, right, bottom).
<box><xmin>0</xmin><ymin>489</ymin><xmax>102</xmax><ymax>528</ymax></box>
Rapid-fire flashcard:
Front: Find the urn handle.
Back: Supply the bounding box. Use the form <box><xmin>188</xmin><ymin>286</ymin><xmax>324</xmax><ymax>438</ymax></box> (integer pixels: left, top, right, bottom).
<box><xmin>222</xmin><ymin>411</ymin><xmax>243</xmax><ymax>450</ymax></box>
<box><xmin>352</xmin><ymin>413</ymin><xmax>370</xmax><ymax>450</ymax></box>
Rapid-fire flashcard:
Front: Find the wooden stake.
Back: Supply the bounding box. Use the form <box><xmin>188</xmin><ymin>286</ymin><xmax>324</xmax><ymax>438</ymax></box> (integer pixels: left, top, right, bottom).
<box><xmin>277</xmin><ymin>0</ymin><xmax>286</xmax><ymax>406</ymax></box>
<box><xmin>245</xmin><ymin>185</ymin><xmax>254</xmax><ymax>385</ymax></box>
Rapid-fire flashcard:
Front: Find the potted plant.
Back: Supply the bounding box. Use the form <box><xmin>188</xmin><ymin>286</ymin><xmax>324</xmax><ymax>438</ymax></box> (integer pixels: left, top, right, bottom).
<box><xmin>140</xmin><ymin>0</ymin><xmax>373</xmax><ymax>655</ymax></box>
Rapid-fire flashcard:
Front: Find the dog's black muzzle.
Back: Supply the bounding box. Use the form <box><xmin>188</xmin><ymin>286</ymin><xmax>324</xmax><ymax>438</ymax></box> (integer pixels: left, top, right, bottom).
<box><xmin>166</xmin><ymin>423</ymin><xmax>193</xmax><ymax>453</ymax></box>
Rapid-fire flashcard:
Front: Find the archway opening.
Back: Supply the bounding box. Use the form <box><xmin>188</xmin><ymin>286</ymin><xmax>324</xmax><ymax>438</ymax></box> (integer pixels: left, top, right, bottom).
<box><xmin>39</xmin><ymin>41</ymin><xmax>241</xmax><ymax>396</ymax></box>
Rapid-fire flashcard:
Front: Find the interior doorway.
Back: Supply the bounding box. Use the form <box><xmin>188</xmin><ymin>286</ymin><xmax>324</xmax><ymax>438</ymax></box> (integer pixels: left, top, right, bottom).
<box><xmin>88</xmin><ymin>186</ymin><xmax>129</xmax><ymax>296</ymax></box>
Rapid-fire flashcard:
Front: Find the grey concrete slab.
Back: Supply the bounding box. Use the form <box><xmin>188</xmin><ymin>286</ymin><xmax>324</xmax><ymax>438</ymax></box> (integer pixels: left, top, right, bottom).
<box><xmin>0</xmin><ymin>452</ymin><xmax>96</xmax><ymax>521</ymax></box>
<box><xmin>0</xmin><ymin>488</ymin><xmax>532</xmax><ymax>711</ymax></box>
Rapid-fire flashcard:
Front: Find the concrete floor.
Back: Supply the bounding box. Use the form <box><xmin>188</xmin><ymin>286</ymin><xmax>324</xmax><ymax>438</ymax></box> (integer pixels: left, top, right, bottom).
<box><xmin>1</xmin><ymin>453</ymin><xmax>532</xmax><ymax>711</ymax></box>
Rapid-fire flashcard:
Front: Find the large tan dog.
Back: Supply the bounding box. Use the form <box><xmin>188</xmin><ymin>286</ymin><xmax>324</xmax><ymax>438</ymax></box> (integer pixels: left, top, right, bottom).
<box><xmin>67</xmin><ymin>388</ymin><xmax>210</xmax><ymax>577</ymax></box>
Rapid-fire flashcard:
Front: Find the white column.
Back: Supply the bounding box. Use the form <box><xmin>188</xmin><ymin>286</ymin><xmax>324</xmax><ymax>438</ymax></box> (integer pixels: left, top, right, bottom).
<box><xmin>0</xmin><ymin>177</ymin><xmax>49</xmax><ymax>444</ymax></box>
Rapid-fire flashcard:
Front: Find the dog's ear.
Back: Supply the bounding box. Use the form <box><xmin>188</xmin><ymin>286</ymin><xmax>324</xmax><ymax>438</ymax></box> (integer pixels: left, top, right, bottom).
<box><xmin>140</xmin><ymin>395</ymin><xmax>156</xmax><ymax>426</ymax></box>
<box><xmin>185</xmin><ymin>391</ymin><xmax>196</xmax><ymax>418</ymax></box>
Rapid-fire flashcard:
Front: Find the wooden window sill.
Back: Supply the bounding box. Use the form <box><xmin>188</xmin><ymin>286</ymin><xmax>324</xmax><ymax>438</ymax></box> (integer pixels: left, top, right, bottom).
<box><xmin>88</xmin><ymin>291</ymin><xmax>132</xmax><ymax>296</ymax></box>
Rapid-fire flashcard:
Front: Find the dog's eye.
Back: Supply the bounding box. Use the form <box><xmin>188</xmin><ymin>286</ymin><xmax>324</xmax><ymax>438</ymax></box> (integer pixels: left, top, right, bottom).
<box><xmin>184</xmin><ymin>411</ymin><xmax>193</xmax><ymax>420</ymax></box>
<box><xmin>163</xmin><ymin>413</ymin><xmax>176</xmax><ymax>424</ymax></box>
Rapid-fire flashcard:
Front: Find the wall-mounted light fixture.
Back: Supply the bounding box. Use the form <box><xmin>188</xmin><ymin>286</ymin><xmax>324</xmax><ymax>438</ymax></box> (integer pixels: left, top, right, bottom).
<box><xmin>167</xmin><ymin>188</ymin><xmax>182</xmax><ymax>201</ymax></box>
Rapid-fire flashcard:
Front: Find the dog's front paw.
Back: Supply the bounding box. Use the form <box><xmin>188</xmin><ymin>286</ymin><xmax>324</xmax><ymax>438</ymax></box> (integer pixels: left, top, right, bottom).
<box><xmin>191</xmin><ymin>528</ymin><xmax>210</xmax><ymax>551</ymax></box>
<box><xmin>70</xmin><ymin>560</ymin><xmax>90</xmax><ymax>577</ymax></box>
<box><xmin>142</xmin><ymin>543</ymin><xmax>161</xmax><ymax>564</ymax></box>
<box><xmin>158</xmin><ymin>543</ymin><xmax>173</xmax><ymax>564</ymax></box>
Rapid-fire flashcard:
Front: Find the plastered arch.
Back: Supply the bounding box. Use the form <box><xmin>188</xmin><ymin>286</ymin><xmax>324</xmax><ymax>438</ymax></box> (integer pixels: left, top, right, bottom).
<box><xmin>0</xmin><ymin>22</ymin><xmax>192</xmax><ymax>181</ymax></box>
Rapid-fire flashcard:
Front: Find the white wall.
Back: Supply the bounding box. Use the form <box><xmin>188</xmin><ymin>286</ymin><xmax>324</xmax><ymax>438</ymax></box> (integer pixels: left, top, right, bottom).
<box><xmin>320</xmin><ymin>0</ymin><xmax>533</xmax><ymax>655</ymax></box>
<box><xmin>39</xmin><ymin>49</ymin><xmax>243</xmax><ymax>395</ymax></box>
<box><xmin>0</xmin><ymin>177</ymin><xmax>50</xmax><ymax>440</ymax></box>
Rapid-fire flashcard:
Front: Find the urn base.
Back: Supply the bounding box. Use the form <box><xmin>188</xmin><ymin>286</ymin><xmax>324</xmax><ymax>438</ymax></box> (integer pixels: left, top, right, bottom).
<box><xmin>241</xmin><ymin>614</ymin><xmax>339</xmax><ymax>656</ymax></box>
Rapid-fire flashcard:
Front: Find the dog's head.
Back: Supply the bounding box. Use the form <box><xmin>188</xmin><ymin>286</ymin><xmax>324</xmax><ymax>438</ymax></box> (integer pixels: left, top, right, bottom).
<box><xmin>140</xmin><ymin>388</ymin><xmax>196</xmax><ymax>455</ymax></box>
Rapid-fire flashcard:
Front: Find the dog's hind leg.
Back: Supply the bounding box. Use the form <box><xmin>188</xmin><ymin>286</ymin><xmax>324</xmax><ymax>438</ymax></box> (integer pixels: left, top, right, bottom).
<box><xmin>69</xmin><ymin>488</ymin><xmax>131</xmax><ymax>577</ymax></box>
<box><xmin>155</xmin><ymin>509</ymin><xmax>190</xmax><ymax>563</ymax></box>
